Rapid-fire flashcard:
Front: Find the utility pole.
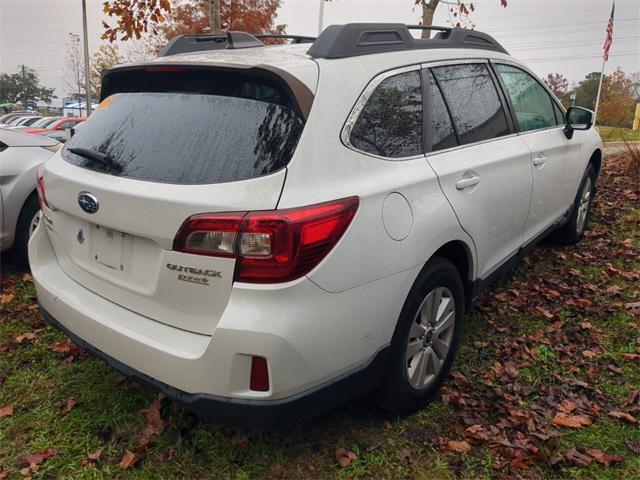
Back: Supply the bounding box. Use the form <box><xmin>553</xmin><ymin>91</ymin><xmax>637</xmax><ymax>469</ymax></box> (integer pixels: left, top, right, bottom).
<box><xmin>210</xmin><ymin>0</ymin><xmax>221</xmax><ymax>34</ymax></box>
<box><xmin>318</xmin><ymin>0</ymin><xmax>325</xmax><ymax>35</ymax></box>
<box><xmin>81</xmin><ymin>0</ymin><xmax>92</xmax><ymax>116</ymax></box>
<box><xmin>21</xmin><ymin>65</ymin><xmax>26</xmax><ymax>108</ymax></box>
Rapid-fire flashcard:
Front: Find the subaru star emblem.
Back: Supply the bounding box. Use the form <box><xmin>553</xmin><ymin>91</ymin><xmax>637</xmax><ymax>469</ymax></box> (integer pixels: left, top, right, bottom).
<box><xmin>78</xmin><ymin>192</ymin><xmax>99</xmax><ymax>214</ymax></box>
<box><xmin>76</xmin><ymin>229</ymin><xmax>85</xmax><ymax>245</ymax></box>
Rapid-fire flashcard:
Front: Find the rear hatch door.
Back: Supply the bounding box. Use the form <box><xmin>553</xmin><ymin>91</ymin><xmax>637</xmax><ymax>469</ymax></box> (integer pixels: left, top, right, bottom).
<box><xmin>42</xmin><ymin>65</ymin><xmax>310</xmax><ymax>335</ymax></box>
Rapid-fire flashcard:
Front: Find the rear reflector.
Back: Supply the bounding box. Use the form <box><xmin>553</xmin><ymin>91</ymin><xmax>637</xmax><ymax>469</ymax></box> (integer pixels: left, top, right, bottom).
<box><xmin>250</xmin><ymin>356</ymin><xmax>269</xmax><ymax>392</ymax></box>
<box><xmin>36</xmin><ymin>164</ymin><xmax>48</xmax><ymax>209</ymax></box>
<box><xmin>173</xmin><ymin>197</ymin><xmax>359</xmax><ymax>283</ymax></box>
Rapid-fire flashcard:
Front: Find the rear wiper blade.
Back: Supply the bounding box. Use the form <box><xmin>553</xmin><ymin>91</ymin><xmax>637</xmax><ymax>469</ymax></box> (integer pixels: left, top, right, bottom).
<box><xmin>68</xmin><ymin>147</ymin><xmax>122</xmax><ymax>172</ymax></box>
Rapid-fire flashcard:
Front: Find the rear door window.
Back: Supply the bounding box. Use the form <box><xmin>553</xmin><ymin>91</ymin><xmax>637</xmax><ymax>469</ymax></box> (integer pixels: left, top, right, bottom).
<box><xmin>432</xmin><ymin>63</ymin><xmax>510</xmax><ymax>146</ymax></box>
<box><xmin>349</xmin><ymin>70</ymin><xmax>423</xmax><ymax>158</ymax></box>
<box><xmin>494</xmin><ymin>64</ymin><xmax>557</xmax><ymax>132</ymax></box>
<box><xmin>426</xmin><ymin>70</ymin><xmax>457</xmax><ymax>152</ymax></box>
<box><xmin>63</xmin><ymin>70</ymin><xmax>305</xmax><ymax>185</ymax></box>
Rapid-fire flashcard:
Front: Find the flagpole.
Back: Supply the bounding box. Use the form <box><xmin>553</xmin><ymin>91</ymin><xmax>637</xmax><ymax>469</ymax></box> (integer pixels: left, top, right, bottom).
<box><xmin>594</xmin><ymin>0</ymin><xmax>614</xmax><ymax>125</ymax></box>
<box><xmin>593</xmin><ymin>55</ymin><xmax>606</xmax><ymax>125</ymax></box>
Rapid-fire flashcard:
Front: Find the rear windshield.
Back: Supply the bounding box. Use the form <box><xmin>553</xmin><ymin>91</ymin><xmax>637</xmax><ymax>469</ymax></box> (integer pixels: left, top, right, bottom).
<box><xmin>62</xmin><ymin>71</ymin><xmax>305</xmax><ymax>184</ymax></box>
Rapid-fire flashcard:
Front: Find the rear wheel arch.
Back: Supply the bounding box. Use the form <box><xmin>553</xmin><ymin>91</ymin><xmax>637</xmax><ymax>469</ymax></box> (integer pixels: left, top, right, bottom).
<box><xmin>432</xmin><ymin>240</ymin><xmax>475</xmax><ymax>312</ymax></box>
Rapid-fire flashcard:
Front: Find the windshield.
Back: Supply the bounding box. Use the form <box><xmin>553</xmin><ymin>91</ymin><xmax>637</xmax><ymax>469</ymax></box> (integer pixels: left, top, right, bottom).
<box><xmin>63</xmin><ymin>83</ymin><xmax>305</xmax><ymax>184</ymax></box>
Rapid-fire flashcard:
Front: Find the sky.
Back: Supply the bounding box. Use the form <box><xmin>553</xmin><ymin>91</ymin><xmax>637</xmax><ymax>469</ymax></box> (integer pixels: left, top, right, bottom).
<box><xmin>1</xmin><ymin>0</ymin><xmax>639</xmax><ymax>107</ymax></box>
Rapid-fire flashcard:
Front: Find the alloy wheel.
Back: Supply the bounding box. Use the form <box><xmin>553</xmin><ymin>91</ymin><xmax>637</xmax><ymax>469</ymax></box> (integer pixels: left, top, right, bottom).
<box><xmin>576</xmin><ymin>176</ymin><xmax>592</xmax><ymax>235</ymax></box>
<box><xmin>406</xmin><ymin>286</ymin><xmax>455</xmax><ymax>390</ymax></box>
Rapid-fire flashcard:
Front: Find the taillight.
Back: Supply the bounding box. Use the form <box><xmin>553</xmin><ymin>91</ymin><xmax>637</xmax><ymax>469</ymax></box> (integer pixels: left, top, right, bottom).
<box><xmin>173</xmin><ymin>197</ymin><xmax>359</xmax><ymax>283</ymax></box>
<box><xmin>36</xmin><ymin>164</ymin><xmax>48</xmax><ymax>209</ymax></box>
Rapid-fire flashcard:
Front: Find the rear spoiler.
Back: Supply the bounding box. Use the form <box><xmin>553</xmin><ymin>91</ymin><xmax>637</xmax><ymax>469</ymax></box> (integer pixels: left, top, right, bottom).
<box><xmin>100</xmin><ymin>63</ymin><xmax>315</xmax><ymax>121</ymax></box>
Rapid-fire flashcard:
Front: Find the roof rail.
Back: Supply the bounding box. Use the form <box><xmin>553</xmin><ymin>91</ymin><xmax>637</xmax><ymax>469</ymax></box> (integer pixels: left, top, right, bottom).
<box><xmin>306</xmin><ymin>23</ymin><xmax>508</xmax><ymax>59</ymax></box>
<box><xmin>158</xmin><ymin>32</ymin><xmax>316</xmax><ymax>57</ymax></box>
<box><xmin>158</xmin><ymin>24</ymin><xmax>506</xmax><ymax>59</ymax></box>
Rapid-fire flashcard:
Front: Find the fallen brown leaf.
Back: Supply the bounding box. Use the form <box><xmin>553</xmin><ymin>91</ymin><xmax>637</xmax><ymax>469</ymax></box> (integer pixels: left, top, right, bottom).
<box><xmin>0</xmin><ymin>293</ymin><xmax>15</xmax><ymax>305</ymax></box>
<box><xmin>626</xmin><ymin>441</ymin><xmax>640</xmax><ymax>454</ymax></box>
<box><xmin>58</xmin><ymin>397</ymin><xmax>78</xmax><ymax>416</ymax></box>
<box><xmin>564</xmin><ymin>447</ymin><xmax>592</xmax><ymax>467</ymax></box>
<box><xmin>140</xmin><ymin>395</ymin><xmax>165</xmax><ymax>437</ymax></box>
<box><xmin>17</xmin><ymin>447</ymin><xmax>59</xmax><ymax>475</ymax></box>
<box><xmin>0</xmin><ymin>404</ymin><xmax>13</xmax><ymax>418</ymax></box>
<box><xmin>15</xmin><ymin>332</ymin><xmax>36</xmax><ymax>344</ymax></box>
<box><xmin>118</xmin><ymin>450</ymin><xmax>138</xmax><ymax>470</ymax></box>
<box><xmin>625</xmin><ymin>301</ymin><xmax>640</xmax><ymax>317</ymax></box>
<box><xmin>533</xmin><ymin>306</ymin><xmax>554</xmax><ymax>319</ymax></box>
<box><xmin>335</xmin><ymin>448</ymin><xmax>357</xmax><ymax>468</ymax></box>
<box><xmin>82</xmin><ymin>447</ymin><xmax>104</xmax><ymax>466</ymax></box>
<box><xmin>587</xmin><ymin>448</ymin><xmax>624</xmax><ymax>466</ymax></box>
<box><xmin>608</xmin><ymin>410</ymin><xmax>637</xmax><ymax>424</ymax></box>
<box><xmin>552</xmin><ymin>412</ymin><xmax>592</xmax><ymax>429</ymax></box>
<box><xmin>447</xmin><ymin>440</ymin><xmax>472</xmax><ymax>453</ymax></box>
<box><xmin>622</xmin><ymin>353</ymin><xmax>640</xmax><ymax>362</ymax></box>
<box><xmin>269</xmin><ymin>464</ymin><xmax>284</xmax><ymax>479</ymax></box>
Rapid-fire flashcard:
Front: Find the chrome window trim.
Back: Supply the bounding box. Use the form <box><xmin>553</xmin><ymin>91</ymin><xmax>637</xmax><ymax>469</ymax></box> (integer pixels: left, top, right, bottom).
<box><xmin>341</xmin><ymin>64</ymin><xmax>424</xmax><ymax>162</ymax></box>
<box><xmin>341</xmin><ymin>57</ymin><xmax>529</xmax><ymax>161</ymax></box>
<box><xmin>425</xmin><ymin>132</ymin><xmax>520</xmax><ymax>158</ymax></box>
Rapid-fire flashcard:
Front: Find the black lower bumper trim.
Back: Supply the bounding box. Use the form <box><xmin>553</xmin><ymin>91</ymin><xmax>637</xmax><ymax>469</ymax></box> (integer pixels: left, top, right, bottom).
<box><xmin>40</xmin><ymin>306</ymin><xmax>390</xmax><ymax>428</ymax></box>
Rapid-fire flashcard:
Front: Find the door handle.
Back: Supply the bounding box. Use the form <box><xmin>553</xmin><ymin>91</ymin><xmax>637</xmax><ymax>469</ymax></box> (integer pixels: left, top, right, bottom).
<box><xmin>455</xmin><ymin>175</ymin><xmax>480</xmax><ymax>190</ymax></box>
<box><xmin>533</xmin><ymin>155</ymin><xmax>547</xmax><ymax>167</ymax></box>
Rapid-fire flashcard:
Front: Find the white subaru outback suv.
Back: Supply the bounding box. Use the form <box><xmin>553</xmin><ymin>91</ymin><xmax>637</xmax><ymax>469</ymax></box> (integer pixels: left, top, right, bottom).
<box><xmin>30</xmin><ymin>24</ymin><xmax>602</xmax><ymax>427</ymax></box>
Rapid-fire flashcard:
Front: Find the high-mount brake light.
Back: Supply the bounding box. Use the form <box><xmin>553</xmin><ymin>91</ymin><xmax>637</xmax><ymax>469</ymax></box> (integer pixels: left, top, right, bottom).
<box><xmin>36</xmin><ymin>164</ymin><xmax>48</xmax><ymax>209</ymax></box>
<box><xmin>144</xmin><ymin>65</ymin><xmax>185</xmax><ymax>73</ymax></box>
<box><xmin>173</xmin><ymin>197</ymin><xmax>359</xmax><ymax>283</ymax></box>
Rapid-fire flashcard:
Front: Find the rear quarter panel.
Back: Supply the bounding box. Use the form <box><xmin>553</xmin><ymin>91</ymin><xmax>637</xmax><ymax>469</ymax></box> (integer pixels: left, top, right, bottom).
<box><xmin>280</xmin><ymin>59</ymin><xmax>476</xmax><ymax>294</ymax></box>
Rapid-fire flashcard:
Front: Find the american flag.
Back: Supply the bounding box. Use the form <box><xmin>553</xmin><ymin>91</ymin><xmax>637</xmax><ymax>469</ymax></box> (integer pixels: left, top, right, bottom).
<box><xmin>603</xmin><ymin>2</ymin><xmax>615</xmax><ymax>61</ymax></box>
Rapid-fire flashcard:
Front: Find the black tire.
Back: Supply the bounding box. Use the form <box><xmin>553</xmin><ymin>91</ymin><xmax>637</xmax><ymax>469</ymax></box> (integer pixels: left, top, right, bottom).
<box><xmin>379</xmin><ymin>257</ymin><xmax>465</xmax><ymax>414</ymax></box>
<box><xmin>13</xmin><ymin>193</ymin><xmax>40</xmax><ymax>267</ymax></box>
<box><xmin>550</xmin><ymin>164</ymin><xmax>596</xmax><ymax>246</ymax></box>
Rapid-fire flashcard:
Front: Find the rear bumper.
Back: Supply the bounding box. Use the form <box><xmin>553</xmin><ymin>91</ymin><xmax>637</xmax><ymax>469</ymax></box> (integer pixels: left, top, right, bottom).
<box><xmin>29</xmin><ymin>219</ymin><xmax>412</xmax><ymax>426</ymax></box>
<box><xmin>40</xmin><ymin>306</ymin><xmax>389</xmax><ymax>428</ymax></box>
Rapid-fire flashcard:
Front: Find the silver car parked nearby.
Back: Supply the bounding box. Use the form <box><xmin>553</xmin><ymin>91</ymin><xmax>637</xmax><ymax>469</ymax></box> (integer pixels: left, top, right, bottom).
<box><xmin>0</xmin><ymin>129</ymin><xmax>60</xmax><ymax>264</ymax></box>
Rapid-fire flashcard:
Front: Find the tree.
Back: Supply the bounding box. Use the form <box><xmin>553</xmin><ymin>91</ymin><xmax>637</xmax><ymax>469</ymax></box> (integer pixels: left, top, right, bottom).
<box><xmin>101</xmin><ymin>0</ymin><xmax>283</xmax><ymax>43</ymax></box>
<box><xmin>544</xmin><ymin>73</ymin><xmax>569</xmax><ymax>102</ymax></box>
<box><xmin>90</xmin><ymin>43</ymin><xmax>124</xmax><ymax>99</ymax></box>
<box><xmin>597</xmin><ymin>68</ymin><xmax>636</xmax><ymax>128</ymax></box>
<box><xmin>568</xmin><ymin>69</ymin><xmax>637</xmax><ymax>127</ymax></box>
<box><xmin>63</xmin><ymin>33</ymin><xmax>90</xmax><ymax>102</ymax></box>
<box><xmin>570</xmin><ymin>71</ymin><xmax>603</xmax><ymax>112</ymax></box>
<box><xmin>0</xmin><ymin>65</ymin><xmax>56</xmax><ymax>105</ymax></box>
<box><xmin>158</xmin><ymin>0</ymin><xmax>284</xmax><ymax>41</ymax></box>
<box><xmin>102</xmin><ymin>0</ymin><xmax>171</xmax><ymax>42</ymax></box>
<box><xmin>417</xmin><ymin>0</ymin><xmax>508</xmax><ymax>38</ymax></box>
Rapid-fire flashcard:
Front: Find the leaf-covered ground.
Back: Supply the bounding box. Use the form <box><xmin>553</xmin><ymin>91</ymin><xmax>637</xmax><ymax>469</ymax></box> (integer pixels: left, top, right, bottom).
<box><xmin>1</xmin><ymin>155</ymin><xmax>638</xmax><ymax>479</ymax></box>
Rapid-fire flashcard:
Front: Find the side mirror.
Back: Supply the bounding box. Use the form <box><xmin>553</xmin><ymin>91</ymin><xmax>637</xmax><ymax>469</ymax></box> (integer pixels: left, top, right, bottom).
<box><xmin>563</xmin><ymin>106</ymin><xmax>594</xmax><ymax>139</ymax></box>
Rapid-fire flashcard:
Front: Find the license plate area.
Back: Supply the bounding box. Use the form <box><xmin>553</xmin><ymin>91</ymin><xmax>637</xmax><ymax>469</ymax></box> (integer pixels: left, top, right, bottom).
<box><xmin>90</xmin><ymin>224</ymin><xmax>128</xmax><ymax>271</ymax></box>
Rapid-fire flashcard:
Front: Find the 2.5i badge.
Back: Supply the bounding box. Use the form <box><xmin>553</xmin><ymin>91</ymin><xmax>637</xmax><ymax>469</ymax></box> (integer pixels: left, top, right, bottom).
<box><xmin>166</xmin><ymin>263</ymin><xmax>222</xmax><ymax>286</ymax></box>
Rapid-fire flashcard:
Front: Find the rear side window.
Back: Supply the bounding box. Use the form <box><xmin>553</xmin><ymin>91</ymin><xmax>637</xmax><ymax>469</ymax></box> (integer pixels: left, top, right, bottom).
<box><xmin>495</xmin><ymin>64</ymin><xmax>557</xmax><ymax>132</ymax></box>
<box><xmin>63</xmin><ymin>70</ymin><xmax>305</xmax><ymax>185</ymax></box>
<box><xmin>350</xmin><ymin>70</ymin><xmax>423</xmax><ymax>158</ymax></box>
<box><xmin>427</xmin><ymin>71</ymin><xmax>457</xmax><ymax>152</ymax></box>
<box><xmin>432</xmin><ymin>64</ymin><xmax>510</xmax><ymax>146</ymax></box>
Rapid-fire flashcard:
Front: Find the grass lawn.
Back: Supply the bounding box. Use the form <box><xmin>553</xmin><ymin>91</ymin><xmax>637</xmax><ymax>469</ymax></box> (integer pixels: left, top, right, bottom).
<box><xmin>597</xmin><ymin>126</ymin><xmax>640</xmax><ymax>142</ymax></box>
<box><xmin>1</xmin><ymin>155</ymin><xmax>639</xmax><ymax>479</ymax></box>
